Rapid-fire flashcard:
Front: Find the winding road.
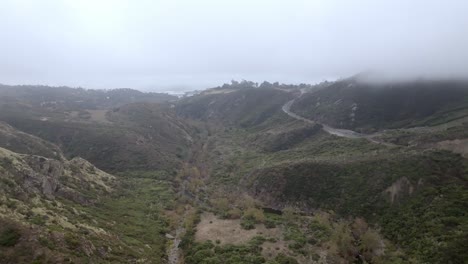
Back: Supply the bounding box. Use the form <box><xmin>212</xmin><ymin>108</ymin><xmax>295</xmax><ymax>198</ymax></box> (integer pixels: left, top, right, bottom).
<box><xmin>281</xmin><ymin>91</ymin><xmax>388</xmax><ymax>144</ymax></box>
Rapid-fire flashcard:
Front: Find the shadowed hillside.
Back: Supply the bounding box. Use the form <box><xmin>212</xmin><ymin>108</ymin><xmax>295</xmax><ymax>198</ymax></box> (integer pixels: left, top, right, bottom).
<box><xmin>0</xmin><ymin>121</ymin><xmax>63</xmax><ymax>159</ymax></box>
<box><xmin>176</xmin><ymin>82</ymin><xmax>295</xmax><ymax>127</ymax></box>
<box><xmin>0</xmin><ymin>103</ymin><xmax>193</xmax><ymax>172</ymax></box>
<box><xmin>292</xmin><ymin>79</ymin><xmax>468</xmax><ymax>132</ymax></box>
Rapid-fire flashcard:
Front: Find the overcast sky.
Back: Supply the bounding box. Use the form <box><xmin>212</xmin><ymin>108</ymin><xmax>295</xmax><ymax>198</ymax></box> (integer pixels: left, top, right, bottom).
<box><xmin>1</xmin><ymin>0</ymin><xmax>467</xmax><ymax>92</ymax></box>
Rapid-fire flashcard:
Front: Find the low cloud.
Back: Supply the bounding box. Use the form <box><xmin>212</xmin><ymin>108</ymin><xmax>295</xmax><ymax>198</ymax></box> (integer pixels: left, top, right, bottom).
<box><xmin>1</xmin><ymin>0</ymin><xmax>467</xmax><ymax>91</ymax></box>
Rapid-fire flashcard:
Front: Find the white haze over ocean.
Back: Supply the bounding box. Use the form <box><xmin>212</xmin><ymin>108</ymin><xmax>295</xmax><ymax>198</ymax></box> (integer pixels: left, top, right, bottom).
<box><xmin>1</xmin><ymin>0</ymin><xmax>468</xmax><ymax>92</ymax></box>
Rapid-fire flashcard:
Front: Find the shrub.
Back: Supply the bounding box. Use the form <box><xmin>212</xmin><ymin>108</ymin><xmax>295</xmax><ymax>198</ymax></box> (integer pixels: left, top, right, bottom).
<box><xmin>64</xmin><ymin>233</ymin><xmax>80</xmax><ymax>249</ymax></box>
<box><xmin>282</xmin><ymin>207</ymin><xmax>296</xmax><ymax>223</ymax></box>
<box><xmin>332</xmin><ymin>224</ymin><xmax>356</xmax><ymax>261</ymax></box>
<box><xmin>265</xmin><ymin>219</ymin><xmax>276</xmax><ymax>229</ymax></box>
<box><xmin>351</xmin><ymin>217</ymin><xmax>368</xmax><ymax>238</ymax></box>
<box><xmin>284</xmin><ymin>226</ymin><xmax>307</xmax><ymax>250</ymax></box>
<box><xmin>30</xmin><ymin>214</ymin><xmax>46</xmax><ymax>226</ymax></box>
<box><xmin>5</xmin><ymin>199</ymin><xmax>17</xmax><ymax>209</ymax></box>
<box><xmin>1</xmin><ymin>157</ymin><xmax>13</xmax><ymax>167</ymax></box>
<box><xmin>227</xmin><ymin>208</ymin><xmax>242</xmax><ymax>219</ymax></box>
<box><xmin>360</xmin><ymin>229</ymin><xmax>383</xmax><ymax>262</ymax></box>
<box><xmin>308</xmin><ymin>220</ymin><xmax>331</xmax><ymax>243</ymax></box>
<box><xmin>275</xmin><ymin>253</ymin><xmax>299</xmax><ymax>264</ymax></box>
<box><xmin>211</xmin><ymin>198</ymin><xmax>229</xmax><ymax>213</ymax></box>
<box><xmin>38</xmin><ymin>236</ymin><xmax>55</xmax><ymax>250</ymax></box>
<box><xmin>249</xmin><ymin>236</ymin><xmax>266</xmax><ymax>247</ymax></box>
<box><xmin>192</xmin><ymin>249</ymin><xmax>215</xmax><ymax>263</ymax></box>
<box><xmin>0</xmin><ymin>226</ymin><xmax>21</xmax><ymax>247</ymax></box>
<box><xmin>243</xmin><ymin>208</ymin><xmax>265</xmax><ymax>223</ymax></box>
<box><xmin>241</xmin><ymin>218</ymin><xmax>256</xmax><ymax>230</ymax></box>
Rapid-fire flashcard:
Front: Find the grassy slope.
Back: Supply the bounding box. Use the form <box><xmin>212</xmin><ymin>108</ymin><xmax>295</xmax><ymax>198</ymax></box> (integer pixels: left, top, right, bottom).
<box><xmin>189</xmin><ymin>98</ymin><xmax>468</xmax><ymax>263</ymax></box>
<box><xmin>1</xmin><ymin>83</ymin><xmax>467</xmax><ymax>263</ymax></box>
<box><xmin>176</xmin><ymin>87</ymin><xmax>293</xmax><ymax>127</ymax></box>
<box><xmin>0</xmin><ymin>121</ymin><xmax>63</xmax><ymax>159</ymax></box>
<box><xmin>0</xmin><ymin>103</ymin><xmax>192</xmax><ymax>173</ymax></box>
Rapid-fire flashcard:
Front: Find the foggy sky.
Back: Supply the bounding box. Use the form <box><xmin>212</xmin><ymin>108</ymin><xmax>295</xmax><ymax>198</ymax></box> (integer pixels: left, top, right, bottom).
<box><xmin>1</xmin><ymin>0</ymin><xmax>468</xmax><ymax>92</ymax></box>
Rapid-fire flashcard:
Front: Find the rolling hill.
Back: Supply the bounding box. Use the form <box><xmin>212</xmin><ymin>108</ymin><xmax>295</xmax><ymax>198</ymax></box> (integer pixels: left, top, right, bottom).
<box><xmin>291</xmin><ymin>78</ymin><xmax>468</xmax><ymax>132</ymax></box>
<box><xmin>0</xmin><ymin>79</ymin><xmax>467</xmax><ymax>263</ymax></box>
<box><xmin>0</xmin><ymin>129</ymin><xmax>174</xmax><ymax>262</ymax></box>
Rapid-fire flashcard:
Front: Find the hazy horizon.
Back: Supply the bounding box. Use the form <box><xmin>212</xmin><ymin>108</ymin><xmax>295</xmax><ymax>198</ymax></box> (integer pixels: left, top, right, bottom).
<box><xmin>0</xmin><ymin>73</ymin><xmax>338</xmax><ymax>93</ymax></box>
<box><xmin>1</xmin><ymin>0</ymin><xmax>468</xmax><ymax>92</ymax></box>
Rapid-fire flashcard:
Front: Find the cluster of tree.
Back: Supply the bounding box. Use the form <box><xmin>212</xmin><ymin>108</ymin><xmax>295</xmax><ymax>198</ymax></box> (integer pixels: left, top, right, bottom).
<box><xmin>217</xmin><ymin>80</ymin><xmax>313</xmax><ymax>91</ymax></box>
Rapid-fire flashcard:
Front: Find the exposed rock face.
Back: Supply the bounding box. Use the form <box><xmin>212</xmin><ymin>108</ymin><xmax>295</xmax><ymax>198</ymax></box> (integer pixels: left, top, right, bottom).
<box><xmin>0</xmin><ymin>146</ymin><xmax>115</xmax><ymax>205</ymax></box>
<box><xmin>384</xmin><ymin>177</ymin><xmax>416</xmax><ymax>204</ymax></box>
<box><xmin>42</xmin><ymin>176</ymin><xmax>59</xmax><ymax>199</ymax></box>
<box><xmin>24</xmin><ymin>156</ymin><xmax>63</xmax><ymax>199</ymax></box>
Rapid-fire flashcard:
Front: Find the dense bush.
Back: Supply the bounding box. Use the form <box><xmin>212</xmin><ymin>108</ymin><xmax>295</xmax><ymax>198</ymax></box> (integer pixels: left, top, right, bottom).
<box><xmin>184</xmin><ymin>237</ymin><xmax>269</xmax><ymax>264</ymax></box>
<box><xmin>0</xmin><ymin>226</ymin><xmax>21</xmax><ymax>247</ymax></box>
<box><xmin>276</xmin><ymin>254</ymin><xmax>299</xmax><ymax>264</ymax></box>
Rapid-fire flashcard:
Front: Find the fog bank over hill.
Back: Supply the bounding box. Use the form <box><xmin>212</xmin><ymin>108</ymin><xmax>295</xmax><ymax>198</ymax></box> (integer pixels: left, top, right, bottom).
<box><xmin>1</xmin><ymin>0</ymin><xmax>468</xmax><ymax>91</ymax></box>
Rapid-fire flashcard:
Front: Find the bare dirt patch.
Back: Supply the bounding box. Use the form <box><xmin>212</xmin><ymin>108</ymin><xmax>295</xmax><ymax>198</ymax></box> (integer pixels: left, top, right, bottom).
<box><xmin>195</xmin><ymin>213</ymin><xmax>314</xmax><ymax>263</ymax></box>
<box><xmin>195</xmin><ymin>212</ymin><xmax>281</xmax><ymax>245</ymax></box>
<box><xmin>87</xmin><ymin>110</ymin><xmax>110</xmax><ymax>123</ymax></box>
<box><xmin>437</xmin><ymin>139</ymin><xmax>468</xmax><ymax>157</ymax></box>
<box><xmin>202</xmin><ymin>89</ymin><xmax>236</xmax><ymax>95</ymax></box>
<box><xmin>261</xmin><ymin>240</ymin><xmax>289</xmax><ymax>259</ymax></box>
<box><xmin>66</xmin><ymin>110</ymin><xmax>111</xmax><ymax>123</ymax></box>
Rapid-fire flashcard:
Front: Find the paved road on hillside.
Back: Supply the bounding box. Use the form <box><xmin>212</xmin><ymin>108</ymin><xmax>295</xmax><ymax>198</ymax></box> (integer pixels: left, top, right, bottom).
<box><xmin>281</xmin><ymin>91</ymin><xmax>388</xmax><ymax>144</ymax></box>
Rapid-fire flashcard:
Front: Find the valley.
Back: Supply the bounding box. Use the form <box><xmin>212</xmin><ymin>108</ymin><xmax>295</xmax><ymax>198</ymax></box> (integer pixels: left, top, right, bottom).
<box><xmin>0</xmin><ymin>79</ymin><xmax>467</xmax><ymax>263</ymax></box>
<box><xmin>2</xmin><ymin>0</ymin><xmax>467</xmax><ymax>263</ymax></box>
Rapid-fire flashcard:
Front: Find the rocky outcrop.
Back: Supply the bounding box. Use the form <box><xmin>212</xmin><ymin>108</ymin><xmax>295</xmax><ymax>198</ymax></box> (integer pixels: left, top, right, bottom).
<box><xmin>0</xmin><ymin>146</ymin><xmax>115</xmax><ymax>205</ymax></box>
<box><xmin>384</xmin><ymin>177</ymin><xmax>421</xmax><ymax>204</ymax></box>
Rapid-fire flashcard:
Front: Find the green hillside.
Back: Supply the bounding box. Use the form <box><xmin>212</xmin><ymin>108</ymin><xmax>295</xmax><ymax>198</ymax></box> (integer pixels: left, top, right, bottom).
<box><xmin>0</xmin><ymin>81</ymin><xmax>467</xmax><ymax>263</ymax></box>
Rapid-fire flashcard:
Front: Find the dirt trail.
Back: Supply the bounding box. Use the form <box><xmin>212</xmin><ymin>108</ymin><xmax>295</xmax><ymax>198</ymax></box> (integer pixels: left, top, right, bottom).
<box><xmin>166</xmin><ymin>138</ymin><xmax>212</xmax><ymax>264</ymax></box>
<box><xmin>167</xmin><ymin>210</ymin><xmax>188</xmax><ymax>264</ymax></box>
